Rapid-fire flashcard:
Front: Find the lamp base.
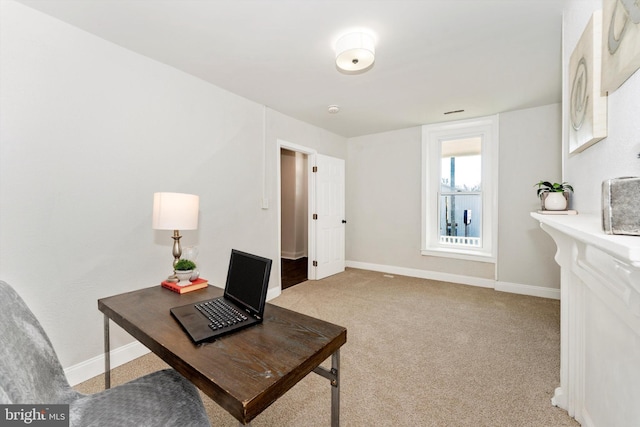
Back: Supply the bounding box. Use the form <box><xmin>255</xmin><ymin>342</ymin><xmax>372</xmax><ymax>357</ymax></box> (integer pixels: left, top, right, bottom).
<box><xmin>171</xmin><ymin>230</ymin><xmax>182</xmax><ymax>267</ymax></box>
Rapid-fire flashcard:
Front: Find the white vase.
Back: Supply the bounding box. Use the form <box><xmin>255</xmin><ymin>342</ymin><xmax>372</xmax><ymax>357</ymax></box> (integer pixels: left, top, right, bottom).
<box><xmin>544</xmin><ymin>192</ymin><xmax>568</xmax><ymax>211</ymax></box>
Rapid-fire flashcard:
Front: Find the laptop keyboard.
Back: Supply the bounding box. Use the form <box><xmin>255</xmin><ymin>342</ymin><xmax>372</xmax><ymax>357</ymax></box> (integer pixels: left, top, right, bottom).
<box><xmin>195</xmin><ymin>299</ymin><xmax>249</xmax><ymax>331</ymax></box>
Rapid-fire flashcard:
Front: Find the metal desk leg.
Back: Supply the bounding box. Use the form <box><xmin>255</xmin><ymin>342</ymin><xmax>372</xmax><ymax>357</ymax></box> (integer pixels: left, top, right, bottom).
<box><xmin>104</xmin><ymin>314</ymin><xmax>111</xmax><ymax>389</ymax></box>
<box><xmin>313</xmin><ymin>349</ymin><xmax>340</xmax><ymax>427</ymax></box>
<box><xmin>331</xmin><ymin>349</ymin><xmax>340</xmax><ymax>427</ymax></box>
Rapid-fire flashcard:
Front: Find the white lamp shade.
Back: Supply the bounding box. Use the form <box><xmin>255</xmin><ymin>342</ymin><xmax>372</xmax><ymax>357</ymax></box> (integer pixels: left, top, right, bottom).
<box><xmin>152</xmin><ymin>192</ymin><xmax>199</xmax><ymax>230</ymax></box>
<box><xmin>335</xmin><ymin>32</ymin><xmax>375</xmax><ymax>72</ymax></box>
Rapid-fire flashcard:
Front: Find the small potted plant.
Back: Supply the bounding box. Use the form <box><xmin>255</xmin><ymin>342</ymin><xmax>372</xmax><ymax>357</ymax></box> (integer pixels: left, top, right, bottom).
<box><xmin>174</xmin><ymin>259</ymin><xmax>197</xmax><ymax>284</ymax></box>
<box><xmin>535</xmin><ymin>181</ymin><xmax>574</xmax><ymax>211</ymax></box>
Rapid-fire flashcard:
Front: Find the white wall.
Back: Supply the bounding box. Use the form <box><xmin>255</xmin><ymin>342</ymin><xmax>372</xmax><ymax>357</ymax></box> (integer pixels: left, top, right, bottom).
<box><xmin>563</xmin><ymin>0</ymin><xmax>640</xmax><ymax>213</ymax></box>
<box><xmin>346</xmin><ymin>104</ymin><xmax>563</xmax><ymax>294</ymax></box>
<box><xmin>281</xmin><ymin>150</ymin><xmax>297</xmax><ymax>257</ymax></box>
<box><xmin>346</xmin><ymin>127</ymin><xmax>496</xmax><ymax>281</ymax></box>
<box><xmin>498</xmin><ymin>104</ymin><xmax>562</xmax><ymax>289</ymax></box>
<box><xmin>280</xmin><ymin>149</ymin><xmax>308</xmax><ymax>259</ymax></box>
<box><xmin>0</xmin><ymin>1</ymin><xmax>346</xmax><ymax>372</ymax></box>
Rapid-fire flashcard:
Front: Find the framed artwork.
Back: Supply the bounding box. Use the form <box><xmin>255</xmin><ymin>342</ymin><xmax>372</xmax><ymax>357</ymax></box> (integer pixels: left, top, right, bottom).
<box><xmin>602</xmin><ymin>0</ymin><xmax>640</xmax><ymax>94</ymax></box>
<box><xmin>569</xmin><ymin>10</ymin><xmax>608</xmax><ymax>154</ymax></box>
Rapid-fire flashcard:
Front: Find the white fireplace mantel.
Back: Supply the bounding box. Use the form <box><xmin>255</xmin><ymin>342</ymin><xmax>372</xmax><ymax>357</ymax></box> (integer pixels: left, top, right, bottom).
<box><xmin>531</xmin><ymin>213</ymin><xmax>640</xmax><ymax>427</ymax></box>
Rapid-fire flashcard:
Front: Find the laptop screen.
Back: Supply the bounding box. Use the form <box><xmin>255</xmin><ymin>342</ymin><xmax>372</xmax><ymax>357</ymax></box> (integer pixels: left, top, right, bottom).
<box><xmin>224</xmin><ymin>249</ymin><xmax>272</xmax><ymax>316</ymax></box>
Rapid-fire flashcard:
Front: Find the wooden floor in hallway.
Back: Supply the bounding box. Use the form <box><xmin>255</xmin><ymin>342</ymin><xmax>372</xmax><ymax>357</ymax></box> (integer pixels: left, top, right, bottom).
<box><xmin>281</xmin><ymin>257</ymin><xmax>307</xmax><ymax>290</ymax></box>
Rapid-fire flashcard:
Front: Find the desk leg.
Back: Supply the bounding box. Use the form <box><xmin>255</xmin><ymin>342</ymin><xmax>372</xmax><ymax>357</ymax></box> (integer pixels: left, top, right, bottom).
<box><xmin>313</xmin><ymin>349</ymin><xmax>340</xmax><ymax>427</ymax></box>
<box><xmin>104</xmin><ymin>314</ymin><xmax>111</xmax><ymax>389</ymax></box>
<box><xmin>331</xmin><ymin>349</ymin><xmax>340</xmax><ymax>427</ymax></box>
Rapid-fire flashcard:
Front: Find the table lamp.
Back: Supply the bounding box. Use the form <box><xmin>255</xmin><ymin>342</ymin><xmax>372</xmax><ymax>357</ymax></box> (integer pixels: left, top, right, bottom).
<box><xmin>152</xmin><ymin>192</ymin><xmax>199</xmax><ymax>267</ymax></box>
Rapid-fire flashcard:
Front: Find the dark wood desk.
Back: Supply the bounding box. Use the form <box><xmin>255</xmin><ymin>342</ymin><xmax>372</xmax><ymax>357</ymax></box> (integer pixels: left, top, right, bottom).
<box><xmin>98</xmin><ymin>285</ymin><xmax>347</xmax><ymax>425</ymax></box>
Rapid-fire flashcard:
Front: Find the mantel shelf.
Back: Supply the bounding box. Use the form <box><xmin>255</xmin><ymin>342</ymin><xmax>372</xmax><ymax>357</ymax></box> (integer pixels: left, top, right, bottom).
<box><xmin>531</xmin><ymin>212</ymin><xmax>640</xmax><ymax>267</ymax></box>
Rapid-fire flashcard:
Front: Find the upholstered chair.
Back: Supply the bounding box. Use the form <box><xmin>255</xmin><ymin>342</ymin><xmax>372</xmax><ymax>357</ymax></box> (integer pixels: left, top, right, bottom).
<box><xmin>0</xmin><ymin>280</ymin><xmax>211</xmax><ymax>426</ymax></box>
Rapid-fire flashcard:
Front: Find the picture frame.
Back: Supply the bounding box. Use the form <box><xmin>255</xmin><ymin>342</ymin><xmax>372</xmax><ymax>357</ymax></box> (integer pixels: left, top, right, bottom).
<box><xmin>601</xmin><ymin>0</ymin><xmax>640</xmax><ymax>94</ymax></box>
<box><xmin>568</xmin><ymin>10</ymin><xmax>608</xmax><ymax>154</ymax></box>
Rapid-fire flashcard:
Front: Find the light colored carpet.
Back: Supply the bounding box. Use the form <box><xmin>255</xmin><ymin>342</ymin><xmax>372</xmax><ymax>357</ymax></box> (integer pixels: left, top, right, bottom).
<box><xmin>75</xmin><ymin>268</ymin><xmax>579</xmax><ymax>426</ymax></box>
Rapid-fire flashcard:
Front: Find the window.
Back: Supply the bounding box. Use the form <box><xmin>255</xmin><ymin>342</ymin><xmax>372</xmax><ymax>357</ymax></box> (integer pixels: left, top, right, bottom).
<box><xmin>422</xmin><ymin>115</ymin><xmax>498</xmax><ymax>262</ymax></box>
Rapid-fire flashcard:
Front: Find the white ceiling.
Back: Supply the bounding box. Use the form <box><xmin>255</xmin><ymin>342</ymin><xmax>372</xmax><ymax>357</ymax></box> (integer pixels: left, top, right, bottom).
<box><xmin>16</xmin><ymin>0</ymin><xmax>568</xmax><ymax>138</ymax></box>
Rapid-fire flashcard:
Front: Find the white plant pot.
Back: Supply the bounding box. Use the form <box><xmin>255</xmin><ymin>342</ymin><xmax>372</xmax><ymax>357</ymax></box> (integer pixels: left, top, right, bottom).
<box><xmin>543</xmin><ymin>192</ymin><xmax>568</xmax><ymax>211</ymax></box>
<box><xmin>174</xmin><ymin>270</ymin><xmax>193</xmax><ymax>285</ymax></box>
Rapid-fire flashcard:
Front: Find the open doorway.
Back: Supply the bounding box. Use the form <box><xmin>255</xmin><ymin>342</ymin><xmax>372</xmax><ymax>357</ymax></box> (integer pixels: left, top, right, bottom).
<box><xmin>277</xmin><ymin>141</ymin><xmax>345</xmax><ymax>291</ymax></box>
<box><xmin>280</xmin><ymin>148</ymin><xmax>308</xmax><ymax>289</ymax></box>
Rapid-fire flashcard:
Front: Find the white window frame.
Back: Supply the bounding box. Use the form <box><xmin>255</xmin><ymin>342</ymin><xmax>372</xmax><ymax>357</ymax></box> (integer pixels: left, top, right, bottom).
<box><xmin>421</xmin><ymin>115</ymin><xmax>499</xmax><ymax>262</ymax></box>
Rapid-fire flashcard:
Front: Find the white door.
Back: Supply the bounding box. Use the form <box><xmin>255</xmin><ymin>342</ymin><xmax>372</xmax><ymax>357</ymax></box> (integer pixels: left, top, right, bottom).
<box><xmin>313</xmin><ymin>154</ymin><xmax>345</xmax><ymax>280</ymax></box>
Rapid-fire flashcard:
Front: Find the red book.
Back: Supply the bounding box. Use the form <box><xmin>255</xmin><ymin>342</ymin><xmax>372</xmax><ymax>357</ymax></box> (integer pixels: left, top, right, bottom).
<box><xmin>161</xmin><ymin>278</ymin><xmax>209</xmax><ymax>294</ymax></box>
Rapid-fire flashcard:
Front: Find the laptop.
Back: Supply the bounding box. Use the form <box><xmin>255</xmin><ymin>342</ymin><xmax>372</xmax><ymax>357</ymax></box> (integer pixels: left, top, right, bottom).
<box><xmin>170</xmin><ymin>249</ymin><xmax>272</xmax><ymax>344</ymax></box>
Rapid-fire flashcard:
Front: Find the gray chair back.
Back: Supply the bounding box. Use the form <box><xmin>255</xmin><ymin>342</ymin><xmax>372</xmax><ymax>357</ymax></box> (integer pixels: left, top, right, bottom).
<box><xmin>0</xmin><ymin>280</ymin><xmax>79</xmax><ymax>404</ymax></box>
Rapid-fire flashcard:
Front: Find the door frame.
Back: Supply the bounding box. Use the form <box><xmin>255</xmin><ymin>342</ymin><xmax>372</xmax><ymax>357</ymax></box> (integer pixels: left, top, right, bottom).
<box><xmin>276</xmin><ymin>139</ymin><xmax>318</xmax><ymax>292</ymax></box>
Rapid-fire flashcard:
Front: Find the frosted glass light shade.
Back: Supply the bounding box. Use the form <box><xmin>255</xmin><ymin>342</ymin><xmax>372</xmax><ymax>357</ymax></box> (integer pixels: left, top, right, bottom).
<box><xmin>335</xmin><ymin>32</ymin><xmax>375</xmax><ymax>72</ymax></box>
<box><xmin>152</xmin><ymin>192</ymin><xmax>199</xmax><ymax>230</ymax></box>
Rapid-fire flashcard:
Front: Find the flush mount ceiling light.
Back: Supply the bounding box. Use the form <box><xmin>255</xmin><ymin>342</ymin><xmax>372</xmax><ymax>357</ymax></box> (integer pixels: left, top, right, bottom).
<box><xmin>335</xmin><ymin>31</ymin><xmax>375</xmax><ymax>73</ymax></box>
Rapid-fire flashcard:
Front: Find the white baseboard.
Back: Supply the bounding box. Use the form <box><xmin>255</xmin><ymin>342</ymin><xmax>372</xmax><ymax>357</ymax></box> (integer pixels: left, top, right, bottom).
<box><xmin>346</xmin><ymin>260</ymin><xmax>495</xmax><ymax>288</ymax></box>
<box><xmin>281</xmin><ymin>251</ymin><xmax>307</xmax><ymax>260</ymax></box>
<box><xmin>495</xmin><ymin>280</ymin><xmax>560</xmax><ymax>299</ymax></box>
<box><xmin>64</xmin><ymin>341</ymin><xmax>150</xmax><ymax>386</ymax></box>
<box><xmin>346</xmin><ymin>260</ymin><xmax>560</xmax><ymax>300</ymax></box>
<box><xmin>267</xmin><ymin>285</ymin><xmax>281</xmax><ymax>301</ymax></box>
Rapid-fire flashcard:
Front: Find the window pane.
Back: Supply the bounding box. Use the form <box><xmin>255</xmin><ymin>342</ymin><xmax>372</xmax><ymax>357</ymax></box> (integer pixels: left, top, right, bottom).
<box><xmin>439</xmin><ymin>194</ymin><xmax>482</xmax><ymax>247</ymax></box>
<box><xmin>440</xmin><ymin>137</ymin><xmax>482</xmax><ymax>192</ymax></box>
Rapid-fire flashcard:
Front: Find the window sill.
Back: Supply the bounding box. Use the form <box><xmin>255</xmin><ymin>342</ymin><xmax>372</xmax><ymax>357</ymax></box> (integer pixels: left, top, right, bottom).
<box><xmin>421</xmin><ymin>248</ymin><xmax>496</xmax><ymax>263</ymax></box>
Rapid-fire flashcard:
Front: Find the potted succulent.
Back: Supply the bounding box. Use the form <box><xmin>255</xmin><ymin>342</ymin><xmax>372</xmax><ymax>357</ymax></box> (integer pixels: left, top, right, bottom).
<box><xmin>535</xmin><ymin>181</ymin><xmax>574</xmax><ymax>211</ymax></box>
<box><xmin>174</xmin><ymin>259</ymin><xmax>197</xmax><ymax>284</ymax></box>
